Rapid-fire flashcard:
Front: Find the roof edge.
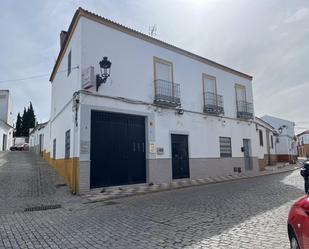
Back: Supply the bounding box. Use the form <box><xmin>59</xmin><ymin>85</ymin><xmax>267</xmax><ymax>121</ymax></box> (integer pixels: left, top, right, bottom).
<box><xmin>50</xmin><ymin>7</ymin><xmax>253</xmax><ymax>82</ymax></box>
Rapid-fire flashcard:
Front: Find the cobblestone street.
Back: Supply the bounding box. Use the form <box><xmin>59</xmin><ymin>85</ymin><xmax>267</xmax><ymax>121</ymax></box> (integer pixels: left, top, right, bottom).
<box><xmin>0</xmin><ymin>152</ymin><xmax>305</xmax><ymax>248</ymax></box>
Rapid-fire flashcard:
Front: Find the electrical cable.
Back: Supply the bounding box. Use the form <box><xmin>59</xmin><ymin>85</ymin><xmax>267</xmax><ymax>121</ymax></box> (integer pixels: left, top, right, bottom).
<box><xmin>0</xmin><ymin>66</ymin><xmax>79</xmax><ymax>84</ymax></box>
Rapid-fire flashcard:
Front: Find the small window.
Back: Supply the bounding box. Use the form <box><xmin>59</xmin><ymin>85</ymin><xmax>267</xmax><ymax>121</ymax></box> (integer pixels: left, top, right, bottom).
<box><xmin>65</xmin><ymin>130</ymin><xmax>70</xmax><ymax>159</ymax></box>
<box><xmin>53</xmin><ymin>139</ymin><xmax>56</xmax><ymax>159</ymax></box>
<box><xmin>271</xmin><ymin>135</ymin><xmax>274</xmax><ymax>148</ymax></box>
<box><xmin>67</xmin><ymin>50</ymin><xmax>71</xmax><ymax>76</ymax></box>
<box><xmin>219</xmin><ymin>137</ymin><xmax>232</xmax><ymax>157</ymax></box>
<box><xmin>259</xmin><ymin>130</ymin><xmax>263</xmax><ymax>146</ymax></box>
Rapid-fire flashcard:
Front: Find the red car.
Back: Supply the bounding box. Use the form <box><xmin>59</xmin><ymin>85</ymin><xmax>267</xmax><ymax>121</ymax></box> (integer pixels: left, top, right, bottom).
<box><xmin>288</xmin><ymin>195</ymin><xmax>309</xmax><ymax>249</ymax></box>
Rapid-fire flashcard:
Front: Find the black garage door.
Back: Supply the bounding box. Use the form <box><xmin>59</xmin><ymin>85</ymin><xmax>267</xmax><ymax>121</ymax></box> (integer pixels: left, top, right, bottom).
<box><xmin>90</xmin><ymin>111</ymin><xmax>146</xmax><ymax>188</ymax></box>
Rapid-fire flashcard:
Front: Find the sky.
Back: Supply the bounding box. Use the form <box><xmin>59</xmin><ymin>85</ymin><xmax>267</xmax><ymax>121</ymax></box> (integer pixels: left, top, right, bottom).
<box><xmin>0</xmin><ymin>0</ymin><xmax>308</xmax><ymax>133</ymax></box>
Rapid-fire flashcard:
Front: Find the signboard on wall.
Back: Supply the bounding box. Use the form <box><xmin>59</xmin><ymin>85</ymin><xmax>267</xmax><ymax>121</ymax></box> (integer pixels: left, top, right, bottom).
<box><xmin>82</xmin><ymin>66</ymin><xmax>95</xmax><ymax>89</ymax></box>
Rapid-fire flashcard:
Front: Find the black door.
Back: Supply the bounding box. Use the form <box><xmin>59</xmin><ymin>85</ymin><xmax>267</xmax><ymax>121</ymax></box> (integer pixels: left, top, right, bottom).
<box><xmin>90</xmin><ymin>111</ymin><xmax>146</xmax><ymax>188</ymax></box>
<box><xmin>171</xmin><ymin>134</ymin><xmax>190</xmax><ymax>179</ymax></box>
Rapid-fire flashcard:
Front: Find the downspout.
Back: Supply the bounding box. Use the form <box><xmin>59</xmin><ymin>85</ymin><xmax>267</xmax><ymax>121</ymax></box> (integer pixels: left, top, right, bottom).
<box><xmin>72</xmin><ymin>91</ymin><xmax>80</xmax><ymax>194</ymax></box>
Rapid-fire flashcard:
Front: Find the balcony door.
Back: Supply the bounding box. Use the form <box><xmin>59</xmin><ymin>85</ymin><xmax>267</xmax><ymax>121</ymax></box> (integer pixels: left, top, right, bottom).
<box><xmin>154</xmin><ymin>57</ymin><xmax>173</xmax><ymax>82</ymax></box>
<box><xmin>203</xmin><ymin>74</ymin><xmax>217</xmax><ymax>106</ymax></box>
<box><xmin>235</xmin><ymin>84</ymin><xmax>246</xmax><ymax>103</ymax></box>
<box><xmin>203</xmin><ymin>74</ymin><xmax>217</xmax><ymax>94</ymax></box>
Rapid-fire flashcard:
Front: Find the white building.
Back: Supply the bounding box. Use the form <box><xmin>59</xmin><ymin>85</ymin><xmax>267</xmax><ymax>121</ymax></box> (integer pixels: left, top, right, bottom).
<box><xmin>29</xmin><ymin>122</ymin><xmax>48</xmax><ymax>155</ymax></box>
<box><xmin>297</xmin><ymin>130</ymin><xmax>309</xmax><ymax>158</ymax></box>
<box><xmin>261</xmin><ymin>115</ymin><xmax>297</xmax><ymax>163</ymax></box>
<box><xmin>39</xmin><ymin>8</ymin><xmax>261</xmax><ymax>194</ymax></box>
<box><xmin>255</xmin><ymin>117</ymin><xmax>277</xmax><ymax>170</ymax></box>
<box><xmin>0</xmin><ymin>90</ymin><xmax>13</xmax><ymax>151</ymax></box>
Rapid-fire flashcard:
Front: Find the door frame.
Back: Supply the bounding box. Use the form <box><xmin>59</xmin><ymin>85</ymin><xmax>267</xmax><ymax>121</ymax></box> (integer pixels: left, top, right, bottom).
<box><xmin>170</xmin><ymin>132</ymin><xmax>190</xmax><ymax>180</ymax></box>
<box><xmin>243</xmin><ymin>138</ymin><xmax>253</xmax><ymax>170</ymax></box>
<box><xmin>90</xmin><ymin>110</ymin><xmax>147</xmax><ymax>188</ymax></box>
<box><xmin>78</xmin><ymin>101</ymin><xmax>156</xmax><ymax>192</ymax></box>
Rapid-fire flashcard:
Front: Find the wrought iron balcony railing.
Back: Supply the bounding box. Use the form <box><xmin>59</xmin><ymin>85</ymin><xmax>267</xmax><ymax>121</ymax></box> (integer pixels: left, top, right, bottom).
<box><xmin>154</xmin><ymin>79</ymin><xmax>181</xmax><ymax>107</ymax></box>
<box><xmin>237</xmin><ymin>100</ymin><xmax>253</xmax><ymax>119</ymax></box>
<box><xmin>203</xmin><ymin>91</ymin><xmax>224</xmax><ymax>115</ymax></box>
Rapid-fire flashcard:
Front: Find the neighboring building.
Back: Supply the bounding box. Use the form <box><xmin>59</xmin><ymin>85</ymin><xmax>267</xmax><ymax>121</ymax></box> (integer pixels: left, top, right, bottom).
<box><xmin>29</xmin><ymin>122</ymin><xmax>48</xmax><ymax>155</ymax></box>
<box><xmin>261</xmin><ymin>115</ymin><xmax>297</xmax><ymax>163</ymax></box>
<box><xmin>297</xmin><ymin>130</ymin><xmax>309</xmax><ymax>158</ymax></box>
<box><xmin>39</xmin><ymin>8</ymin><xmax>260</xmax><ymax>194</ymax></box>
<box><xmin>255</xmin><ymin>117</ymin><xmax>277</xmax><ymax>170</ymax></box>
<box><xmin>0</xmin><ymin>90</ymin><xmax>13</xmax><ymax>151</ymax></box>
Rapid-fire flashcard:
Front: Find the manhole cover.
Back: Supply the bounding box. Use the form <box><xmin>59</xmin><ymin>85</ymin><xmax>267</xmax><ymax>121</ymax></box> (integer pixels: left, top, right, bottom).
<box><xmin>24</xmin><ymin>204</ymin><xmax>62</xmax><ymax>212</ymax></box>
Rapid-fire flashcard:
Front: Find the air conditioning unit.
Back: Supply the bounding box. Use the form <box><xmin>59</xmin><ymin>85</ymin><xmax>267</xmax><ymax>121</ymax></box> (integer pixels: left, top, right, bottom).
<box><xmin>82</xmin><ymin>66</ymin><xmax>95</xmax><ymax>89</ymax></box>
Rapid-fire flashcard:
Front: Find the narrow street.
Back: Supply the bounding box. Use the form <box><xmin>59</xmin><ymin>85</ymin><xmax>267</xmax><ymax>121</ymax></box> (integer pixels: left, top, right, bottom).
<box><xmin>0</xmin><ymin>152</ymin><xmax>305</xmax><ymax>248</ymax></box>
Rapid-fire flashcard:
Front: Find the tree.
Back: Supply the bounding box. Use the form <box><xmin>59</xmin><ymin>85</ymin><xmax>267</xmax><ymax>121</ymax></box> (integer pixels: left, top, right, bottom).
<box><xmin>21</xmin><ymin>107</ymin><xmax>28</xmax><ymax>137</ymax></box>
<box><xmin>15</xmin><ymin>103</ymin><xmax>37</xmax><ymax>137</ymax></box>
<box><xmin>15</xmin><ymin>113</ymin><xmax>22</xmax><ymax>137</ymax></box>
<box><xmin>28</xmin><ymin>102</ymin><xmax>36</xmax><ymax>129</ymax></box>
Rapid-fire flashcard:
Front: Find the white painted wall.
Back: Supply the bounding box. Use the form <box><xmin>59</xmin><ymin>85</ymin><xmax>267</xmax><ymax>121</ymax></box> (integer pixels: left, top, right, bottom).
<box><xmin>50</xmin><ymin>15</ymin><xmax>256</xmax><ymax>161</ymax></box>
<box><xmin>0</xmin><ymin>122</ymin><xmax>13</xmax><ymax>151</ymax></box>
<box><xmin>79</xmin><ymin>93</ymin><xmax>258</xmax><ymax>161</ymax></box>
<box><xmin>298</xmin><ymin>133</ymin><xmax>309</xmax><ymax>145</ymax></box>
<box><xmin>50</xmin><ymin>21</ymin><xmax>82</xmax><ymax>120</ymax></box>
<box><xmin>261</xmin><ymin>115</ymin><xmax>296</xmax><ymax>155</ymax></box>
<box><xmin>0</xmin><ymin>90</ymin><xmax>13</xmax><ymax>126</ymax></box>
<box><xmin>80</xmin><ymin>17</ymin><xmax>254</xmax><ymax>120</ymax></box>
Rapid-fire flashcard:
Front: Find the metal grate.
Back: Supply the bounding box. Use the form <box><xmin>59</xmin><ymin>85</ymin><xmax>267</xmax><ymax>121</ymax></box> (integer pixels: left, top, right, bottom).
<box><xmin>154</xmin><ymin>79</ymin><xmax>181</xmax><ymax>107</ymax></box>
<box><xmin>203</xmin><ymin>91</ymin><xmax>224</xmax><ymax>115</ymax></box>
<box><xmin>24</xmin><ymin>204</ymin><xmax>62</xmax><ymax>212</ymax></box>
<box><xmin>237</xmin><ymin>100</ymin><xmax>253</xmax><ymax>119</ymax></box>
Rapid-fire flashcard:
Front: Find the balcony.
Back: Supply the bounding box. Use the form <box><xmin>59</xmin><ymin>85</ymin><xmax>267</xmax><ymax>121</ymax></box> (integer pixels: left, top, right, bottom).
<box><xmin>203</xmin><ymin>92</ymin><xmax>224</xmax><ymax>115</ymax></box>
<box><xmin>154</xmin><ymin>79</ymin><xmax>181</xmax><ymax>107</ymax></box>
<box><xmin>237</xmin><ymin>100</ymin><xmax>253</xmax><ymax>119</ymax></box>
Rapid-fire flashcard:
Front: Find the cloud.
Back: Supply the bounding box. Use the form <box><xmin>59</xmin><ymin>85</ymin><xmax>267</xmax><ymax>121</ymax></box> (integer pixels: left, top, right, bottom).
<box><xmin>285</xmin><ymin>7</ymin><xmax>309</xmax><ymax>23</ymax></box>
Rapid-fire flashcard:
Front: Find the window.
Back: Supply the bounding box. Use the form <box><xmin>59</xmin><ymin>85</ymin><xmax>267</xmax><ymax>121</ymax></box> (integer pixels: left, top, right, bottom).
<box><xmin>219</xmin><ymin>137</ymin><xmax>232</xmax><ymax>157</ymax></box>
<box><xmin>203</xmin><ymin>74</ymin><xmax>217</xmax><ymax>94</ymax></box>
<box><xmin>271</xmin><ymin>135</ymin><xmax>274</xmax><ymax>148</ymax></box>
<box><xmin>259</xmin><ymin>130</ymin><xmax>263</xmax><ymax>146</ymax></box>
<box><xmin>53</xmin><ymin>139</ymin><xmax>56</xmax><ymax>159</ymax></box>
<box><xmin>65</xmin><ymin>130</ymin><xmax>70</xmax><ymax>159</ymax></box>
<box><xmin>235</xmin><ymin>84</ymin><xmax>246</xmax><ymax>102</ymax></box>
<box><xmin>154</xmin><ymin>57</ymin><xmax>173</xmax><ymax>82</ymax></box>
<box><xmin>67</xmin><ymin>50</ymin><xmax>71</xmax><ymax>76</ymax></box>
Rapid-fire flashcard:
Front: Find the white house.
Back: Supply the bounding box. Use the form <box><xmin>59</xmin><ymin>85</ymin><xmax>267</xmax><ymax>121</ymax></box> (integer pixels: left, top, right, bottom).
<box><xmin>261</xmin><ymin>115</ymin><xmax>297</xmax><ymax>163</ymax></box>
<box><xmin>297</xmin><ymin>130</ymin><xmax>309</xmax><ymax>158</ymax></box>
<box><xmin>29</xmin><ymin>122</ymin><xmax>48</xmax><ymax>155</ymax></box>
<box><xmin>255</xmin><ymin>117</ymin><xmax>277</xmax><ymax>170</ymax></box>
<box><xmin>38</xmin><ymin>8</ymin><xmax>261</xmax><ymax>194</ymax></box>
<box><xmin>0</xmin><ymin>90</ymin><xmax>13</xmax><ymax>151</ymax></box>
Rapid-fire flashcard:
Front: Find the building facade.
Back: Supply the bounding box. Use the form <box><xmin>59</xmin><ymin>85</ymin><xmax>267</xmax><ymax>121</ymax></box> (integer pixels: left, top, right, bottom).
<box><xmin>255</xmin><ymin>117</ymin><xmax>277</xmax><ymax>170</ymax></box>
<box><xmin>261</xmin><ymin>115</ymin><xmax>297</xmax><ymax>163</ymax></box>
<box><xmin>29</xmin><ymin>122</ymin><xmax>48</xmax><ymax>155</ymax></box>
<box><xmin>297</xmin><ymin>130</ymin><xmax>309</xmax><ymax>158</ymax></box>
<box><xmin>0</xmin><ymin>90</ymin><xmax>13</xmax><ymax>151</ymax></box>
<box><xmin>38</xmin><ymin>8</ymin><xmax>262</xmax><ymax>193</ymax></box>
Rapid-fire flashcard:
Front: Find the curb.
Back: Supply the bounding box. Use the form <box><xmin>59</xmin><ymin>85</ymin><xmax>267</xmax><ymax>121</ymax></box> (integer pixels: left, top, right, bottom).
<box><xmin>83</xmin><ymin>165</ymin><xmax>301</xmax><ymax>204</ymax></box>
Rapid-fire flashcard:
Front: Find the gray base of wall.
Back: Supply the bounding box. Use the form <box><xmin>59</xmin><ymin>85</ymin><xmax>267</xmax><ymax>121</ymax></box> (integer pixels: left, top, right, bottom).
<box><xmin>80</xmin><ymin>157</ymin><xmax>259</xmax><ymax>193</ymax></box>
<box><xmin>147</xmin><ymin>157</ymin><xmax>259</xmax><ymax>184</ymax></box>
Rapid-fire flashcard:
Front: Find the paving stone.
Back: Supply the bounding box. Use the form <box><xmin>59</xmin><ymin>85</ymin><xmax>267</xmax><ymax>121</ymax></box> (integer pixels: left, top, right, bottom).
<box><xmin>0</xmin><ymin>152</ymin><xmax>306</xmax><ymax>248</ymax></box>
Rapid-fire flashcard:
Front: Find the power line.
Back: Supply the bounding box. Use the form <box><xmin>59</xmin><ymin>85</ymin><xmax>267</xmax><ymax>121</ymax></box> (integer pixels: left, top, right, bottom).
<box><xmin>0</xmin><ymin>66</ymin><xmax>79</xmax><ymax>84</ymax></box>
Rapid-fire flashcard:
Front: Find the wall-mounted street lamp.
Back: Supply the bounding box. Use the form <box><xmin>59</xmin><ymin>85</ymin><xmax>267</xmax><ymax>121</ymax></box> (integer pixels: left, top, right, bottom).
<box><xmin>278</xmin><ymin>125</ymin><xmax>287</xmax><ymax>134</ymax></box>
<box><xmin>96</xmin><ymin>57</ymin><xmax>112</xmax><ymax>91</ymax></box>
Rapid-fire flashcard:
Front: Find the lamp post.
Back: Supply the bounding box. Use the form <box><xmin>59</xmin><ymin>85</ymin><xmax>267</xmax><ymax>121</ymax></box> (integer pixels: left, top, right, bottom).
<box><xmin>96</xmin><ymin>57</ymin><xmax>112</xmax><ymax>91</ymax></box>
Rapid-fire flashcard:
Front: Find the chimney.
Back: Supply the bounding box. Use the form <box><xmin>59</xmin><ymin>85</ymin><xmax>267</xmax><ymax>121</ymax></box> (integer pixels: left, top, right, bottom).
<box><xmin>60</xmin><ymin>30</ymin><xmax>68</xmax><ymax>49</ymax></box>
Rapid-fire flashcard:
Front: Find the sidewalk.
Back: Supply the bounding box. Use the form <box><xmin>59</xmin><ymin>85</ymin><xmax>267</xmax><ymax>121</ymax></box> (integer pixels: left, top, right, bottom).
<box><xmin>84</xmin><ymin>162</ymin><xmax>302</xmax><ymax>203</ymax></box>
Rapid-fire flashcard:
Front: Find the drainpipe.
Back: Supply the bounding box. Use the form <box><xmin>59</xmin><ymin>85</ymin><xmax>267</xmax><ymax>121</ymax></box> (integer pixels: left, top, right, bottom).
<box><xmin>72</xmin><ymin>91</ymin><xmax>80</xmax><ymax>194</ymax></box>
